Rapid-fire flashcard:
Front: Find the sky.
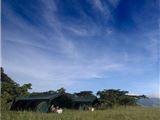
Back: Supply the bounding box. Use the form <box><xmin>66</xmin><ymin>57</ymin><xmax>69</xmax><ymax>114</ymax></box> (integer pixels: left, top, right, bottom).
<box><xmin>2</xmin><ymin>0</ymin><xmax>160</xmax><ymax>97</ymax></box>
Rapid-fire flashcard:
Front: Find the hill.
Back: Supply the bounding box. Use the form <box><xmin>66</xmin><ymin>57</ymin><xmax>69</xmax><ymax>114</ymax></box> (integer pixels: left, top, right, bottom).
<box><xmin>137</xmin><ymin>97</ymin><xmax>160</xmax><ymax>107</ymax></box>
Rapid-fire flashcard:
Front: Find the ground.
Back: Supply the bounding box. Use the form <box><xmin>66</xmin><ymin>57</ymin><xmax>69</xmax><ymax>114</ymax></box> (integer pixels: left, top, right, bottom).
<box><xmin>1</xmin><ymin>106</ymin><xmax>160</xmax><ymax>120</ymax></box>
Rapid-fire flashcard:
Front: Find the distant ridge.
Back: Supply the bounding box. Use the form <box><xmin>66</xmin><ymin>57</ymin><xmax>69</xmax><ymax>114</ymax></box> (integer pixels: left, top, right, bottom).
<box><xmin>137</xmin><ymin>97</ymin><xmax>160</xmax><ymax>107</ymax></box>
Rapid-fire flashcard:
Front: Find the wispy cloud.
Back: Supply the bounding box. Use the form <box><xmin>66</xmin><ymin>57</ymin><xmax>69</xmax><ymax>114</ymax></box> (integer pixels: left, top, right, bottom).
<box><xmin>108</xmin><ymin>0</ymin><xmax>120</xmax><ymax>8</ymax></box>
<box><xmin>92</xmin><ymin>0</ymin><xmax>105</xmax><ymax>12</ymax></box>
<box><xmin>2</xmin><ymin>0</ymin><xmax>159</xmax><ymax>94</ymax></box>
<box><xmin>2</xmin><ymin>0</ymin><xmax>124</xmax><ymax>91</ymax></box>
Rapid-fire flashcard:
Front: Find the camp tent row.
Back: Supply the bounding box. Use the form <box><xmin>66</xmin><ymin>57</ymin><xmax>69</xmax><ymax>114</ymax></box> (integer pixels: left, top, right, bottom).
<box><xmin>10</xmin><ymin>93</ymin><xmax>97</xmax><ymax>113</ymax></box>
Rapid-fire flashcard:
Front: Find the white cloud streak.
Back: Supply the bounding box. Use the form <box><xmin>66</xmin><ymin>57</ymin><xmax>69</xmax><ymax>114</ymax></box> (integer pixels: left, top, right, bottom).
<box><xmin>2</xmin><ymin>0</ymin><xmax>125</xmax><ymax>91</ymax></box>
<box><xmin>2</xmin><ymin>0</ymin><xmax>159</xmax><ymax>94</ymax></box>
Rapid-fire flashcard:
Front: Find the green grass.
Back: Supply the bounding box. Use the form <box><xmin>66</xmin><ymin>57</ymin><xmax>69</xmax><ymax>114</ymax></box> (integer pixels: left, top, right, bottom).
<box><xmin>1</xmin><ymin>106</ymin><xmax>160</xmax><ymax>120</ymax></box>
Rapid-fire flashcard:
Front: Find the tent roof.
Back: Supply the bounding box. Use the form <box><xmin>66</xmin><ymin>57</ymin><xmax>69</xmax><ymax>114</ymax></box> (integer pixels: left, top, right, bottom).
<box><xmin>16</xmin><ymin>93</ymin><xmax>61</xmax><ymax>101</ymax></box>
<box><xmin>15</xmin><ymin>93</ymin><xmax>97</xmax><ymax>102</ymax></box>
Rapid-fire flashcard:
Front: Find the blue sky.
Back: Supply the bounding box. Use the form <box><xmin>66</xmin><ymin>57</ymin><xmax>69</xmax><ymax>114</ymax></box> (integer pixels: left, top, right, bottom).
<box><xmin>2</xmin><ymin>0</ymin><xmax>160</xmax><ymax>97</ymax></box>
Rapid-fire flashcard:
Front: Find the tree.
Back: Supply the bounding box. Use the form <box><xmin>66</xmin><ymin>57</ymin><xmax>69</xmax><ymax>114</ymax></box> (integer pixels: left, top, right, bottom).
<box><xmin>119</xmin><ymin>95</ymin><xmax>136</xmax><ymax>106</ymax></box>
<box><xmin>97</xmin><ymin>89</ymin><xmax>143</xmax><ymax>108</ymax></box>
<box><xmin>75</xmin><ymin>91</ymin><xmax>94</xmax><ymax>97</ymax></box>
<box><xmin>1</xmin><ymin>67</ymin><xmax>32</xmax><ymax>110</ymax></box>
<box><xmin>57</xmin><ymin>88</ymin><xmax>66</xmax><ymax>94</ymax></box>
<box><xmin>19</xmin><ymin>83</ymin><xmax>32</xmax><ymax>96</ymax></box>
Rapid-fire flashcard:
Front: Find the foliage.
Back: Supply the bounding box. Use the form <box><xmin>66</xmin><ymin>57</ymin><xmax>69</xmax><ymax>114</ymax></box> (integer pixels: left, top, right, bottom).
<box><xmin>75</xmin><ymin>91</ymin><xmax>94</xmax><ymax>97</ymax></box>
<box><xmin>29</xmin><ymin>90</ymin><xmax>57</xmax><ymax>97</ymax></box>
<box><xmin>97</xmin><ymin>89</ymin><xmax>146</xmax><ymax>108</ymax></box>
<box><xmin>29</xmin><ymin>88</ymin><xmax>66</xmax><ymax>97</ymax></box>
<box><xmin>56</xmin><ymin>88</ymin><xmax>66</xmax><ymax>94</ymax></box>
<box><xmin>1</xmin><ymin>67</ymin><xmax>32</xmax><ymax>110</ymax></box>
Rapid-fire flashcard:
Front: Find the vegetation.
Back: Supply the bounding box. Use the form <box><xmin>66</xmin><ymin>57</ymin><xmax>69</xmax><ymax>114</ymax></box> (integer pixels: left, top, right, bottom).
<box><xmin>97</xmin><ymin>89</ymin><xmax>146</xmax><ymax>109</ymax></box>
<box><xmin>2</xmin><ymin>107</ymin><xmax>160</xmax><ymax>120</ymax></box>
<box><xmin>1</xmin><ymin>67</ymin><xmax>146</xmax><ymax>110</ymax></box>
<box><xmin>1</xmin><ymin>67</ymin><xmax>32</xmax><ymax>110</ymax></box>
<box><xmin>1</xmin><ymin>67</ymin><xmax>159</xmax><ymax>120</ymax></box>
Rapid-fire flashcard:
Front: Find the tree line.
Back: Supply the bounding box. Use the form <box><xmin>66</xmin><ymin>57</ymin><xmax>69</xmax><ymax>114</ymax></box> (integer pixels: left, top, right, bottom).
<box><xmin>1</xmin><ymin>67</ymin><xmax>146</xmax><ymax>110</ymax></box>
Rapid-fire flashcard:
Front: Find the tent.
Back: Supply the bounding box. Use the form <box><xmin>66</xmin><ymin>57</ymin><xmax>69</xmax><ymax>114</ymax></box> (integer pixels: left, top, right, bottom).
<box><xmin>10</xmin><ymin>93</ymin><xmax>61</xmax><ymax>112</ymax></box>
<box><xmin>10</xmin><ymin>93</ymin><xmax>97</xmax><ymax>112</ymax></box>
<box><xmin>72</xmin><ymin>95</ymin><xmax>97</xmax><ymax>110</ymax></box>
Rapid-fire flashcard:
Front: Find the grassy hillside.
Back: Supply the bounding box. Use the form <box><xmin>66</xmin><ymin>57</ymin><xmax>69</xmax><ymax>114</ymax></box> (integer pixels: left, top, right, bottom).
<box><xmin>2</xmin><ymin>106</ymin><xmax>160</xmax><ymax>120</ymax></box>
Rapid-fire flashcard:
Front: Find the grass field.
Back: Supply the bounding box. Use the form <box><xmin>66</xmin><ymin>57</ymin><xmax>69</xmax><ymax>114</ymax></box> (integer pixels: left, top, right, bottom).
<box><xmin>1</xmin><ymin>106</ymin><xmax>160</xmax><ymax>120</ymax></box>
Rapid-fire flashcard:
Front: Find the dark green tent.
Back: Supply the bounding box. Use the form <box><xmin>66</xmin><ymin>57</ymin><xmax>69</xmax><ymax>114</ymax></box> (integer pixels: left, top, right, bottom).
<box><xmin>72</xmin><ymin>95</ymin><xmax>97</xmax><ymax>110</ymax></box>
<box><xmin>10</xmin><ymin>93</ymin><xmax>61</xmax><ymax>112</ymax></box>
<box><xmin>10</xmin><ymin>93</ymin><xmax>97</xmax><ymax>112</ymax></box>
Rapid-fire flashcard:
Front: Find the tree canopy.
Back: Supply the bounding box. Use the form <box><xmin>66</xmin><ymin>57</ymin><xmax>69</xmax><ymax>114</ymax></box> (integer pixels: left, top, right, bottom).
<box><xmin>1</xmin><ymin>67</ymin><xmax>32</xmax><ymax>110</ymax></box>
<box><xmin>75</xmin><ymin>91</ymin><xmax>94</xmax><ymax>97</ymax></box>
<box><xmin>97</xmin><ymin>89</ymin><xmax>146</xmax><ymax>108</ymax></box>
